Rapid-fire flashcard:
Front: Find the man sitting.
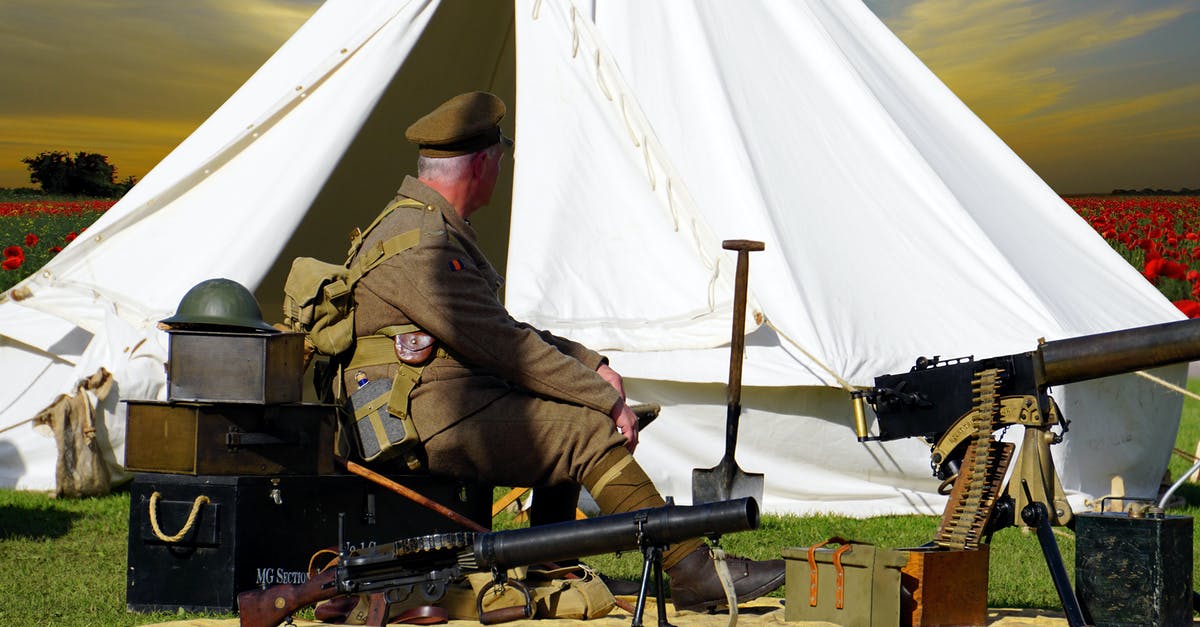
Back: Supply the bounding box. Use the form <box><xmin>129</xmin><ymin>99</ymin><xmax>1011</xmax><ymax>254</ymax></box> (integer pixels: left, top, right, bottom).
<box><xmin>341</xmin><ymin>91</ymin><xmax>784</xmax><ymax>611</ymax></box>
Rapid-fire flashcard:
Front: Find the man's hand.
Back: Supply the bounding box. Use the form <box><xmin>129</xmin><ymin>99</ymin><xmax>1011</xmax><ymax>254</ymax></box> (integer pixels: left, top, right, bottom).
<box><xmin>610</xmin><ymin>399</ymin><xmax>639</xmax><ymax>453</ymax></box>
<box><xmin>597</xmin><ymin>363</ymin><xmax>626</xmax><ymax>399</ymax></box>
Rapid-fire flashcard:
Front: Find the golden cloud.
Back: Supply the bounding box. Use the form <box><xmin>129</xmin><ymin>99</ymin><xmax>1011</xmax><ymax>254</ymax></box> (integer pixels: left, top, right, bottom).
<box><xmin>889</xmin><ymin>0</ymin><xmax>1195</xmax><ymax>121</ymax></box>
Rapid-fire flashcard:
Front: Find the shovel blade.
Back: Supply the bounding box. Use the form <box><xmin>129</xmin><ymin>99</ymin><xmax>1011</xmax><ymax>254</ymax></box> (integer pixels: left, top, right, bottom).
<box><xmin>691</xmin><ymin>462</ymin><xmax>764</xmax><ymax>505</ymax></box>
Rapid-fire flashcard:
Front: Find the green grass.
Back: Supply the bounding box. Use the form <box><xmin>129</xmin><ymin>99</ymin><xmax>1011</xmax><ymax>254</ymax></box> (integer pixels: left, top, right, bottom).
<box><xmin>4</xmin><ymin>380</ymin><xmax>1200</xmax><ymax>624</ymax></box>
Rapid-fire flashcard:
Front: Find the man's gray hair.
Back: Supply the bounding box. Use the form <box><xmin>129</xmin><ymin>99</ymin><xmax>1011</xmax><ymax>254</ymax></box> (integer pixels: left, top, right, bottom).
<box><xmin>417</xmin><ymin>144</ymin><xmax>502</xmax><ymax>182</ymax></box>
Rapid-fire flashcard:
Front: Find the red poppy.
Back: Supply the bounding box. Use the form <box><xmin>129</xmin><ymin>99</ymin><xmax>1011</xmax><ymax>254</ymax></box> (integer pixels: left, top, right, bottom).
<box><xmin>50</xmin><ymin>246</ymin><xmax>62</xmax><ymax>253</ymax></box>
<box><xmin>1174</xmin><ymin>300</ymin><xmax>1200</xmax><ymax>318</ymax></box>
<box><xmin>1</xmin><ymin>256</ymin><xmax>22</xmax><ymax>270</ymax></box>
<box><xmin>1143</xmin><ymin>257</ymin><xmax>1164</xmax><ymax>281</ymax></box>
<box><xmin>24</xmin><ymin>233</ymin><xmax>38</xmax><ymax>247</ymax></box>
<box><xmin>64</xmin><ymin>232</ymin><xmax>77</xmax><ymax>242</ymax></box>
<box><xmin>3</xmin><ymin>245</ymin><xmax>23</xmax><ymax>259</ymax></box>
<box><xmin>1162</xmin><ymin>260</ymin><xmax>1189</xmax><ymax>280</ymax></box>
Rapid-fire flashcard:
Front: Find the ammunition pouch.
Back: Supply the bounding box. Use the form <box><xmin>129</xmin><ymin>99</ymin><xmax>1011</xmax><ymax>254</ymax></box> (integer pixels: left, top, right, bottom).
<box><xmin>346</xmin><ymin>327</ymin><xmax>441</xmax><ymax>469</ymax></box>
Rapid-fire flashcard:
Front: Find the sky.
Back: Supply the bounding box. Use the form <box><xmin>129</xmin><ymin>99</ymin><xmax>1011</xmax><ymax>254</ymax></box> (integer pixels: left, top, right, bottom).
<box><xmin>0</xmin><ymin>0</ymin><xmax>1196</xmax><ymax>195</ymax></box>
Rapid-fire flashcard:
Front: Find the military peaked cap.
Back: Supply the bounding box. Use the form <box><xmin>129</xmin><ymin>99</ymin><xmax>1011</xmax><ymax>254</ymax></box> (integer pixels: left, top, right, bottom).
<box><xmin>405</xmin><ymin>91</ymin><xmax>513</xmax><ymax>157</ymax></box>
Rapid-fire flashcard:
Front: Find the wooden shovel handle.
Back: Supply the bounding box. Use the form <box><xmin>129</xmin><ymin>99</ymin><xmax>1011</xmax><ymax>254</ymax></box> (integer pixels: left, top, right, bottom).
<box><xmin>721</xmin><ymin>239</ymin><xmax>764</xmax><ymax>457</ymax></box>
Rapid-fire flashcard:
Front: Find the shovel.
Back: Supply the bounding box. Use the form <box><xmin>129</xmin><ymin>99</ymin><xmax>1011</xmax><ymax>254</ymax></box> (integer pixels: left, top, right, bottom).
<box><xmin>692</xmin><ymin>239</ymin><xmax>765</xmax><ymax>505</ymax></box>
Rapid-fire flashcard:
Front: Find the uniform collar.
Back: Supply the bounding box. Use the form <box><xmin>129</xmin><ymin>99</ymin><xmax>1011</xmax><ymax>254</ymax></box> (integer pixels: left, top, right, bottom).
<box><xmin>397</xmin><ymin>175</ymin><xmax>478</xmax><ymax>242</ymax></box>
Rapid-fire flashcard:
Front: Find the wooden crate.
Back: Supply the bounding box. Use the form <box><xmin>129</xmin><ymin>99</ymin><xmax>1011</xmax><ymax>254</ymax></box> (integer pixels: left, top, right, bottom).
<box><xmin>900</xmin><ymin>546</ymin><xmax>989</xmax><ymax>627</ymax></box>
<box><xmin>124</xmin><ymin>401</ymin><xmax>335</xmax><ymax>475</ymax></box>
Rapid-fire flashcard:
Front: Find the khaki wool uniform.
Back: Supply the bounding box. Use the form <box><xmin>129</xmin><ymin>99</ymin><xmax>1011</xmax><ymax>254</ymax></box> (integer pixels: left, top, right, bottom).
<box><xmin>344</xmin><ymin>176</ymin><xmax>630</xmax><ymax>489</ymax></box>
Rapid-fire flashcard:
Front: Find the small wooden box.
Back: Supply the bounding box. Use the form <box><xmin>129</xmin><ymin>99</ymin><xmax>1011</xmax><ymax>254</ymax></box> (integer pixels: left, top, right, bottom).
<box><xmin>900</xmin><ymin>546</ymin><xmax>989</xmax><ymax>626</ymax></box>
<box><xmin>124</xmin><ymin>400</ymin><xmax>335</xmax><ymax>475</ymax></box>
<box><xmin>166</xmin><ymin>330</ymin><xmax>304</xmax><ymax>404</ymax></box>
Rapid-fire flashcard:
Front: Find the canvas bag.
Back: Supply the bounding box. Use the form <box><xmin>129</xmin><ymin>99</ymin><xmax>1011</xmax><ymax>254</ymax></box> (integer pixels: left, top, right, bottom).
<box><xmin>782</xmin><ymin>537</ymin><xmax>907</xmax><ymax>627</ymax></box>
<box><xmin>281</xmin><ymin>197</ymin><xmax>427</xmax><ymax>359</ymax></box>
<box><xmin>439</xmin><ymin>565</ymin><xmax>616</xmax><ymax>621</ymax></box>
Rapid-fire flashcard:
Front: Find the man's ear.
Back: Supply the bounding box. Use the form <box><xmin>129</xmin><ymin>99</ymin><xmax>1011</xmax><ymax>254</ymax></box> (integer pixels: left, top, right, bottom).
<box><xmin>469</xmin><ymin>151</ymin><xmax>489</xmax><ymax>178</ymax></box>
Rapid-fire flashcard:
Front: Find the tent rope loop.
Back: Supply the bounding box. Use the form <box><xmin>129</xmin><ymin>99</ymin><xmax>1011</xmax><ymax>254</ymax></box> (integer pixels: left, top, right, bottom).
<box><xmin>643</xmin><ymin>140</ymin><xmax>656</xmax><ymax>190</ymax></box>
<box><xmin>595</xmin><ymin>50</ymin><xmax>613</xmax><ymax>101</ymax></box>
<box><xmin>531</xmin><ymin>0</ymin><xmax>542</xmax><ymax>20</ymax></box>
<box><xmin>569</xmin><ymin>7</ymin><xmax>580</xmax><ymax>58</ymax></box>
<box><xmin>619</xmin><ymin>95</ymin><xmax>641</xmax><ymax>148</ymax></box>
<box><xmin>667</xmin><ymin>179</ymin><xmax>682</xmax><ymax>232</ymax></box>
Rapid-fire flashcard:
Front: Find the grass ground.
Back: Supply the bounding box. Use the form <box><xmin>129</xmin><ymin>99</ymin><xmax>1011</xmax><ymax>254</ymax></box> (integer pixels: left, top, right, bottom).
<box><xmin>2</xmin><ymin>381</ymin><xmax>1199</xmax><ymax>625</ymax></box>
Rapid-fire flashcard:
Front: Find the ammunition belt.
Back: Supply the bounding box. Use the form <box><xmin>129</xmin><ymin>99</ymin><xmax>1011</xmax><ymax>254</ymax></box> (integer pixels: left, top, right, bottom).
<box><xmin>935</xmin><ymin>367</ymin><xmax>1011</xmax><ymax>550</ymax></box>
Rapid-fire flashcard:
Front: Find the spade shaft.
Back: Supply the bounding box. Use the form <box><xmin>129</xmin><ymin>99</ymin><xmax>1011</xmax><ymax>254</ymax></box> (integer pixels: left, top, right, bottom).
<box><xmin>692</xmin><ymin>239</ymin><xmax>765</xmax><ymax>504</ymax></box>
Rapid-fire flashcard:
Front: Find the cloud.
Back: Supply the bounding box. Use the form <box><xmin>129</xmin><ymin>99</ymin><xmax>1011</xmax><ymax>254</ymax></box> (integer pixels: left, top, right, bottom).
<box><xmin>0</xmin><ymin>0</ymin><xmax>318</xmax><ymax>187</ymax></box>
<box><xmin>887</xmin><ymin>0</ymin><xmax>1194</xmax><ymax>120</ymax></box>
<box><xmin>1008</xmin><ymin>83</ymin><xmax>1200</xmax><ymax>156</ymax></box>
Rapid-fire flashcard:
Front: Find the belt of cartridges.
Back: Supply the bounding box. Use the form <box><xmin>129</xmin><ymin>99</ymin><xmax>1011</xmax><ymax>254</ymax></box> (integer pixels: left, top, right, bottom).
<box><xmin>934</xmin><ymin>368</ymin><xmax>1012</xmax><ymax>550</ymax></box>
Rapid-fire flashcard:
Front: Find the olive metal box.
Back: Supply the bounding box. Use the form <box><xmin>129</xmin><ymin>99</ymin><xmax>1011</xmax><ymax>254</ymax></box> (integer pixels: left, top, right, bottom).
<box><xmin>783</xmin><ymin>542</ymin><xmax>907</xmax><ymax>626</ymax></box>
<box><xmin>166</xmin><ymin>330</ymin><xmax>304</xmax><ymax>404</ymax></box>
<box><xmin>124</xmin><ymin>400</ymin><xmax>335</xmax><ymax>476</ymax></box>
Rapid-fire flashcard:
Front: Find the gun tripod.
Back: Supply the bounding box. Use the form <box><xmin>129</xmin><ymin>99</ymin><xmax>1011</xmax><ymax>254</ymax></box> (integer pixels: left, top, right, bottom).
<box><xmin>985</xmin><ymin>480</ymin><xmax>1089</xmax><ymax>627</ymax></box>
<box><xmin>631</xmin><ymin>542</ymin><xmax>672</xmax><ymax>627</ymax></box>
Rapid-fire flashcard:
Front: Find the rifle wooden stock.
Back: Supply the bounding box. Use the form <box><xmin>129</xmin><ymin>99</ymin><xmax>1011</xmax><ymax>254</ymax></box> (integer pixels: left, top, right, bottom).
<box><xmin>237</xmin><ymin>567</ymin><xmax>337</xmax><ymax>627</ymax></box>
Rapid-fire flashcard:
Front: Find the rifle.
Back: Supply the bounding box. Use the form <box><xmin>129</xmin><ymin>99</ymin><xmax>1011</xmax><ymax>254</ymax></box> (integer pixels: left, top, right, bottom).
<box><xmin>237</xmin><ymin>497</ymin><xmax>760</xmax><ymax>627</ymax></box>
<box><xmin>851</xmin><ymin>317</ymin><xmax>1200</xmax><ymax>627</ymax></box>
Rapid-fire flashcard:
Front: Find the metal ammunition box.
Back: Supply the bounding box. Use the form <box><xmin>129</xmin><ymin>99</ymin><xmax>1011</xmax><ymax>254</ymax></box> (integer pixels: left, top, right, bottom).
<box><xmin>783</xmin><ymin>542</ymin><xmax>907</xmax><ymax>626</ymax></box>
<box><xmin>125</xmin><ymin>472</ymin><xmax>491</xmax><ymax>613</ymax></box>
<box><xmin>124</xmin><ymin>401</ymin><xmax>335</xmax><ymax>476</ymax></box>
<box><xmin>1075</xmin><ymin>511</ymin><xmax>1192</xmax><ymax>627</ymax></box>
<box><xmin>166</xmin><ymin>330</ymin><xmax>304</xmax><ymax>404</ymax></box>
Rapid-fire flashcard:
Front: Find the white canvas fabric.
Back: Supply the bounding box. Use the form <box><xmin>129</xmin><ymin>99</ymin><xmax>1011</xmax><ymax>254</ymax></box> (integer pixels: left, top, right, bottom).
<box><xmin>0</xmin><ymin>0</ymin><xmax>1186</xmax><ymax>517</ymax></box>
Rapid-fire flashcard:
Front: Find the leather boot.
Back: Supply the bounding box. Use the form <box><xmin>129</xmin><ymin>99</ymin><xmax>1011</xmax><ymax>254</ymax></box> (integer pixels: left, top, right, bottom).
<box><xmin>665</xmin><ymin>545</ymin><xmax>785</xmax><ymax>612</ymax></box>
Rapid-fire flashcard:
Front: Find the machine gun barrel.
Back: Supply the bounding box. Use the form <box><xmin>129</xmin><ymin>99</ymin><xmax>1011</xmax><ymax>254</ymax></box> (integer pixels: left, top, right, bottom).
<box><xmin>1037</xmin><ymin>317</ymin><xmax>1200</xmax><ymax>387</ymax></box>
<box><xmin>472</xmin><ymin>497</ymin><xmax>759</xmax><ymax>569</ymax></box>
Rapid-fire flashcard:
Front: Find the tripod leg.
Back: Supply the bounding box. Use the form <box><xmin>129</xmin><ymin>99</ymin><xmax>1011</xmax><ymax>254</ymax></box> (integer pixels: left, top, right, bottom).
<box><xmin>1021</xmin><ymin>500</ymin><xmax>1089</xmax><ymax>627</ymax></box>
<box><xmin>652</xmin><ymin>547</ymin><xmax>674</xmax><ymax>627</ymax></box>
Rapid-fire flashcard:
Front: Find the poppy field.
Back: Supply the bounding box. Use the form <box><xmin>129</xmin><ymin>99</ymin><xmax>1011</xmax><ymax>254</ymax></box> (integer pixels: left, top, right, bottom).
<box><xmin>2</xmin><ymin>196</ymin><xmax>1199</xmax><ymax>314</ymax></box>
<box><xmin>0</xmin><ymin>198</ymin><xmax>113</xmax><ymax>291</ymax></box>
<box><xmin>1066</xmin><ymin>195</ymin><xmax>1200</xmax><ymax>317</ymax></box>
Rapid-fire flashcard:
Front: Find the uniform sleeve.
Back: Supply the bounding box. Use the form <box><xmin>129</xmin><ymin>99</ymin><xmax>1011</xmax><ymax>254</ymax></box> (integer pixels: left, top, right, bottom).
<box><xmin>363</xmin><ymin>231</ymin><xmax>620</xmax><ymax>414</ymax></box>
<box><xmin>514</xmin><ymin>322</ymin><xmax>608</xmax><ymax>370</ymax></box>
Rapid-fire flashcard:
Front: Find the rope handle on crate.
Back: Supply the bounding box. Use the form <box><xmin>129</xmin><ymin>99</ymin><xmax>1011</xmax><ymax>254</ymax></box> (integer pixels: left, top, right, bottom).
<box><xmin>148</xmin><ymin>491</ymin><xmax>210</xmax><ymax>543</ymax></box>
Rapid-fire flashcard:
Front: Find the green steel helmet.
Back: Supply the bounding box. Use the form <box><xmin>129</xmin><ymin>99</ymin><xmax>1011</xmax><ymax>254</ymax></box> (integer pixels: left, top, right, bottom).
<box><xmin>160</xmin><ymin>278</ymin><xmax>278</xmax><ymax>333</ymax></box>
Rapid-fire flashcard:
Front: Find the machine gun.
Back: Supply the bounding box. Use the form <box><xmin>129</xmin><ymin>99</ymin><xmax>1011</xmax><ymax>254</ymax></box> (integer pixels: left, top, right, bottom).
<box><xmin>851</xmin><ymin>317</ymin><xmax>1200</xmax><ymax>626</ymax></box>
<box><xmin>237</xmin><ymin>497</ymin><xmax>760</xmax><ymax>627</ymax></box>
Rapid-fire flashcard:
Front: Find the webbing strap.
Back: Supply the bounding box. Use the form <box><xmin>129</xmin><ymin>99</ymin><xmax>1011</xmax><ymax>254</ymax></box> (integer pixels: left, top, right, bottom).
<box><xmin>348</xmin><ymin>334</ymin><xmax>447</xmax><ymax>370</ymax></box>
<box><xmin>348</xmin><ymin>335</ymin><xmax>398</xmax><ymax>369</ymax></box>
<box><xmin>348</xmin><ymin>228</ymin><xmax>421</xmax><ymax>283</ymax></box>
<box><xmin>376</xmin><ymin>324</ymin><xmax>422</xmax><ymax>337</ymax></box>
<box><xmin>344</xmin><ymin>197</ymin><xmax>428</xmax><ymax>283</ymax></box>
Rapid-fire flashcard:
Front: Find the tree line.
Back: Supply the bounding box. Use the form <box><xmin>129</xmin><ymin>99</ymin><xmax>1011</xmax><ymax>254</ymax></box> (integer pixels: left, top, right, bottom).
<box><xmin>20</xmin><ymin>151</ymin><xmax>136</xmax><ymax>198</ymax></box>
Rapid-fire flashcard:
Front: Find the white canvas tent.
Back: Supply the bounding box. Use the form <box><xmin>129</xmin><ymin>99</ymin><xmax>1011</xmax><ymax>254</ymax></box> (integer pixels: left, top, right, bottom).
<box><xmin>0</xmin><ymin>0</ymin><xmax>1186</xmax><ymax>516</ymax></box>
